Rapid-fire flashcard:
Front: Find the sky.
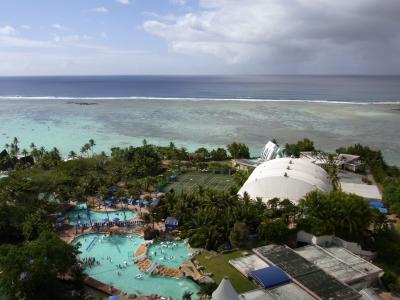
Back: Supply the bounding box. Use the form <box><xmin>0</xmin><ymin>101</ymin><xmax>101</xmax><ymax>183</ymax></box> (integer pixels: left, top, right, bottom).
<box><xmin>0</xmin><ymin>0</ymin><xmax>400</xmax><ymax>75</ymax></box>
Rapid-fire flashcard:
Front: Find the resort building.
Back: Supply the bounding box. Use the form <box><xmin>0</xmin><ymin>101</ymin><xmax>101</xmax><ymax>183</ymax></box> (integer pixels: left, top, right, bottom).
<box><xmin>253</xmin><ymin>244</ymin><xmax>361</xmax><ymax>299</ymax></box>
<box><xmin>295</xmin><ymin>245</ymin><xmax>383</xmax><ymax>290</ymax></box>
<box><xmin>238</xmin><ymin>158</ymin><xmax>332</xmax><ymax>204</ymax></box>
<box><xmin>300</xmin><ymin>152</ymin><xmax>365</xmax><ymax>173</ymax></box>
<box><xmin>232</xmin><ymin>159</ymin><xmax>260</xmax><ymax>171</ymax></box>
<box><xmin>227</xmin><ymin>242</ymin><xmax>383</xmax><ymax>299</ymax></box>
<box><xmin>229</xmin><ymin>254</ymin><xmax>269</xmax><ymax>277</ymax></box>
<box><xmin>239</xmin><ymin>285</ymin><xmax>315</xmax><ymax>300</ymax></box>
<box><xmin>229</xmin><ymin>255</ymin><xmax>316</xmax><ymax>300</ymax></box>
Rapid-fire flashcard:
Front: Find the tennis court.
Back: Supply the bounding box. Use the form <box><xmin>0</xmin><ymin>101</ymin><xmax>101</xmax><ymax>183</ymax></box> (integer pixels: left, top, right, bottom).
<box><xmin>161</xmin><ymin>171</ymin><xmax>235</xmax><ymax>192</ymax></box>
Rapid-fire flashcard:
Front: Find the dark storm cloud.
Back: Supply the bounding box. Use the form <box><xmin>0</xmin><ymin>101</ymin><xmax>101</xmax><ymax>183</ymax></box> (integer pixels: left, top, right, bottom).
<box><xmin>143</xmin><ymin>0</ymin><xmax>400</xmax><ymax>74</ymax></box>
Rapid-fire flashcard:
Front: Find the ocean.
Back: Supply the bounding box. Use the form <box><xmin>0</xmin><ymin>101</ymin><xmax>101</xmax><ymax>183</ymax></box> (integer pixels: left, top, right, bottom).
<box><xmin>0</xmin><ymin>75</ymin><xmax>399</xmax><ymax>164</ymax></box>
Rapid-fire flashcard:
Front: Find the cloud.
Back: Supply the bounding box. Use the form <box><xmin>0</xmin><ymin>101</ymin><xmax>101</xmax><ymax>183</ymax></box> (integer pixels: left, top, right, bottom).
<box><xmin>51</xmin><ymin>23</ymin><xmax>68</xmax><ymax>31</ymax></box>
<box><xmin>142</xmin><ymin>12</ymin><xmax>177</xmax><ymax>22</ymax></box>
<box><xmin>92</xmin><ymin>7</ymin><xmax>108</xmax><ymax>13</ymax></box>
<box><xmin>100</xmin><ymin>32</ymin><xmax>108</xmax><ymax>39</ymax></box>
<box><xmin>116</xmin><ymin>0</ymin><xmax>130</xmax><ymax>4</ymax></box>
<box><xmin>0</xmin><ymin>25</ymin><xmax>18</xmax><ymax>36</ymax></box>
<box><xmin>143</xmin><ymin>0</ymin><xmax>400</xmax><ymax>73</ymax></box>
<box><xmin>0</xmin><ymin>35</ymin><xmax>55</xmax><ymax>48</ymax></box>
<box><xmin>170</xmin><ymin>0</ymin><xmax>186</xmax><ymax>6</ymax></box>
<box><xmin>21</xmin><ymin>25</ymin><xmax>31</xmax><ymax>30</ymax></box>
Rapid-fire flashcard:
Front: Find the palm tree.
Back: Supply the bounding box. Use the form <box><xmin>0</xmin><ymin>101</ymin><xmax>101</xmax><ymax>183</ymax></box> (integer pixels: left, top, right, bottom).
<box><xmin>182</xmin><ymin>291</ymin><xmax>193</xmax><ymax>300</ymax></box>
<box><xmin>98</xmin><ymin>186</ymin><xmax>110</xmax><ymax>220</ymax></box>
<box><xmin>10</xmin><ymin>144</ymin><xmax>19</xmax><ymax>157</ymax></box>
<box><xmin>89</xmin><ymin>139</ymin><xmax>96</xmax><ymax>157</ymax></box>
<box><xmin>68</xmin><ymin>150</ymin><xmax>77</xmax><ymax>159</ymax></box>
<box><xmin>29</xmin><ymin>142</ymin><xmax>36</xmax><ymax>150</ymax></box>
<box><xmin>80</xmin><ymin>145</ymin><xmax>88</xmax><ymax>157</ymax></box>
<box><xmin>328</xmin><ymin>167</ymin><xmax>340</xmax><ymax>191</ymax></box>
<box><xmin>115</xmin><ymin>189</ymin><xmax>127</xmax><ymax>220</ymax></box>
<box><xmin>4</xmin><ymin>143</ymin><xmax>9</xmax><ymax>151</ymax></box>
<box><xmin>21</xmin><ymin>149</ymin><xmax>28</xmax><ymax>157</ymax></box>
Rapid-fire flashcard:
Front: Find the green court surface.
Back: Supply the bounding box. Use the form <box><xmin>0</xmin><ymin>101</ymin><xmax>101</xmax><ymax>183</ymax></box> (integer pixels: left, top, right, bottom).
<box><xmin>161</xmin><ymin>171</ymin><xmax>235</xmax><ymax>192</ymax></box>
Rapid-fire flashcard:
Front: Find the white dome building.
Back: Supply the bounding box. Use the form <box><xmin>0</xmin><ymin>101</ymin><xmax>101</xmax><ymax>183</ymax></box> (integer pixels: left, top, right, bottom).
<box><xmin>238</xmin><ymin>158</ymin><xmax>332</xmax><ymax>204</ymax></box>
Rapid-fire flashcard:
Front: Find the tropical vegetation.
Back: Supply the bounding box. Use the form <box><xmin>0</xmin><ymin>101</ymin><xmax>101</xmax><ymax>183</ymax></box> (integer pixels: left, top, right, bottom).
<box><xmin>1</xmin><ymin>137</ymin><xmax>400</xmax><ymax>296</ymax></box>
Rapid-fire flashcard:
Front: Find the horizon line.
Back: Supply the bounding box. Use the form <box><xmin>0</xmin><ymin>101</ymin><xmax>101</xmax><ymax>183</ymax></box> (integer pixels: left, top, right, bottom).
<box><xmin>1</xmin><ymin>73</ymin><xmax>400</xmax><ymax>78</ymax></box>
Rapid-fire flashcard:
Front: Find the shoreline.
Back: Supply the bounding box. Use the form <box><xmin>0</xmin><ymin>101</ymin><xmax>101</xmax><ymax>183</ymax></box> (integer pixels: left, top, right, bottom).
<box><xmin>1</xmin><ymin>95</ymin><xmax>400</xmax><ymax>105</ymax></box>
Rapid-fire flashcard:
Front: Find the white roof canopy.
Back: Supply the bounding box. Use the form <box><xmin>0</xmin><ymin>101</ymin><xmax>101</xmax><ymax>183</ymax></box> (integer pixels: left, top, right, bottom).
<box><xmin>238</xmin><ymin>158</ymin><xmax>332</xmax><ymax>204</ymax></box>
<box><xmin>212</xmin><ymin>277</ymin><xmax>240</xmax><ymax>300</ymax></box>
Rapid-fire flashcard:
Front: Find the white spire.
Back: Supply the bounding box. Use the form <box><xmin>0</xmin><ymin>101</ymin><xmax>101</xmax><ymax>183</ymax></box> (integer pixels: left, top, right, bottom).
<box><xmin>260</xmin><ymin>141</ymin><xmax>283</xmax><ymax>161</ymax></box>
<box><xmin>212</xmin><ymin>276</ymin><xmax>240</xmax><ymax>300</ymax></box>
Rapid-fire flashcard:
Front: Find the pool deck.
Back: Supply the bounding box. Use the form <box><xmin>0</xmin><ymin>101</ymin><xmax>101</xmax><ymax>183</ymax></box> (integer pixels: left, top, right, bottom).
<box><xmin>84</xmin><ymin>276</ymin><xmax>168</xmax><ymax>300</ymax></box>
<box><xmin>84</xmin><ymin>276</ymin><xmax>122</xmax><ymax>296</ymax></box>
<box><xmin>58</xmin><ymin>225</ymin><xmax>144</xmax><ymax>244</ymax></box>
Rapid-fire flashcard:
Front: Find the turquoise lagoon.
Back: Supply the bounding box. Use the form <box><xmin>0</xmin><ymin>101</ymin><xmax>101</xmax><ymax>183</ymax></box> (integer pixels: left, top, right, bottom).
<box><xmin>72</xmin><ymin>233</ymin><xmax>200</xmax><ymax>299</ymax></box>
<box><xmin>0</xmin><ymin>99</ymin><xmax>399</xmax><ymax>165</ymax></box>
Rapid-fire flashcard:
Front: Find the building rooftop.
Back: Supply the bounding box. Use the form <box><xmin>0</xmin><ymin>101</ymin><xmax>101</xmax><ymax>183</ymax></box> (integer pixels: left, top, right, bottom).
<box><xmin>233</xmin><ymin>159</ymin><xmax>261</xmax><ymax>168</ymax></box>
<box><xmin>238</xmin><ymin>158</ymin><xmax>332</xmax><ymax>203</ymax></box>
<box><xmin>254</xmin><ymin>245</ymin><xmax>360</xmax><ymax>300</ymax></box>
<box><xmin>300</xmin><ymin>152</ymin><xmax>361</xmax><ymax>166</ymax></box>
<box><xmin>295</xmin><ymin>245</ymin><xmax>383</xmax><ymax>286</ymax></box>
<box><xmin>212</xmin><ymin>276</ymin><xmax>239</xmax><ymax>300</ymax></box>
<box><xmin>229</xmin><ymin>254</ymin><xmax>269</xmax><ymax>277</ymax></box>
<box><xmin>340</xmin><ymin>182</ymin><xmax>382</xmax><ymax>201</ymax></box>
<box><xmin>240</xmin><ymin>284</ymin><xmax>315</xmax><ymax>300</ymax></box>
<box><xmin>249</xmin><ymin>266</ymin><xmax>290</xmax><ymax>289</ymax></box>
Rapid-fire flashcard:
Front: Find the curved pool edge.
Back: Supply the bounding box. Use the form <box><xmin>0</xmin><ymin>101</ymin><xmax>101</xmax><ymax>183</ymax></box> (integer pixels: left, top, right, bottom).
<box><xmin>70</xmin><ymin>233</ymin><xmax>202</xmax><ymax>299</ymax></box>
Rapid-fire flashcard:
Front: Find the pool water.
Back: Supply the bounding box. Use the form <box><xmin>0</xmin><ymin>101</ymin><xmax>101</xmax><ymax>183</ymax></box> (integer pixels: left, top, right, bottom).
<box><xmin>148</xmin><ymin>241</ymin><xmax>193</xmax><ymax>269</ymax></box>
<box><xmin>66</xmin><ymin>207</ymin><xmax>135</xmax><ymax>225</ymax></box>
<box><xmin>72</xmin><ymin>233</ymin><xmax>200</xmax><ymax>299</ymax></box>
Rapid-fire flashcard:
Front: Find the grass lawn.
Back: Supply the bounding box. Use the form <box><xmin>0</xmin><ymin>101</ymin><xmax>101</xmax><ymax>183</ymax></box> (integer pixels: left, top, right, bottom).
<box><xmin>196</xmin><ymin>251</ymin><xmax>256</xmax><ymax>293</ymax></box>
<box><xmin>161</xmin><ymin>171</ymin><xmax>235</xmax><ymax>193</ymax></box>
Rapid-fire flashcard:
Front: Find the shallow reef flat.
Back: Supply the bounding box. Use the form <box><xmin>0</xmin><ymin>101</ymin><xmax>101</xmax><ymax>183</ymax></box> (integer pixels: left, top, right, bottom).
<box><xmin>1</xmin><ymin>98</ymin><xmax>399</xmax><ymax>164</ymax></box>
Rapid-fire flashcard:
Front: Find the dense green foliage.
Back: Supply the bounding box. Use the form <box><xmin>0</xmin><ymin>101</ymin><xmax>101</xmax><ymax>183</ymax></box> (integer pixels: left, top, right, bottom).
<box><xmin>2</xmin><ymin>137</ymin><xmax>400</xmax><ymax>295</ymax></box>
<box><xmin>0</xmin><ymin>231</ymin><xmax>83</xmax><ymax>300</ymax></box>
<box><xmin>151</xmin><ymin>190</ymin><xmax>297</xmax><ymax>250</ymax></box>
<box><xmin>226</xmin><ymin>142</ymin><xmax>250</xmax><ymax>159</ymax></box>
<box><xmin>298</xmin><ymin>191</ymin><xmax>386</xmax><ymax>241</ymax></box>
<box><xmin>284</xmin><ymin>138</ymin><xmax>315</xmax><ymax>157</ymax></box>
<box><xmin>336</xmin><ymin>144</ymin><xmax>400</xmax><ymax>215</ymax></box>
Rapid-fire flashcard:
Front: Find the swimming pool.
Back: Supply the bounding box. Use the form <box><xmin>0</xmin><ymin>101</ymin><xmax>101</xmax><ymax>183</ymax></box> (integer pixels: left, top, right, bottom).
<box><xmin>73</xmin><ymin>233</ymin><xmax>200</xmax><ymax>299</ymax></box>
<box><xmin>148</xmin><ymin>241</ymin><xmax>193</xmax><ymax>269</ymax></box>
<box><xmin>66</xmin><ymin>205</ymin><xmax>136</xmax><ymax>225</ymax></box>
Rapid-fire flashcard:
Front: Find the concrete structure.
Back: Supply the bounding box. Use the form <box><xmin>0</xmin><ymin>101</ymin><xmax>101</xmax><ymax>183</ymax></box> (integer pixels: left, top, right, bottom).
<box><xmin>238</xmin><ymin>158</ymin><xmax>332</xmax><ymax>204</ymax></box>
<box><xmin>254</xmin><ymin>244</ymin><xmax>360</xmax><ymax>300</ymax></box>
<box><xmin>239</xmin><ymin>284</ymin><xmax>316</xmax><ymax>300</ymax></box>
<box><xmin>260</xmin><ymin>141</ymin><xmax>283</xmax><ymax>161</ymax></box>
<box><xmin>300</xmin><ymin>152</ymin><xmax>365</xmax><ymax>173</ymax></box>
<box><xmin>212</xmin><ymin>276</ymin><xmax>239</xmax><ymax>300</ymax></box>
<box><xmin>340</xmin><ymin>182</ymin><xmax>382</xmax><ymax>201</ymax></box>
<box><xmin>338</xmin><ymin>154</ymin><xmax>365</xmax><ymax>173</ymax></box>
<box><xmin>297</xmin><ymin>231</ymin><xmax>376</xmax><ymax>259</ymax></box>
<box><xmin>295</xmin><ymin>245</ymin><xmax>383</xmax><ymax>290</ymax></box>
<box><xmin>229</xmin><ymin>255</ymin><xmax>269</xmax><ymax>277</ymax></box>
<box><xmin>232</xmin><ymin>159</ymin><xmax>261</xmax><ymax>171</ymax></box>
